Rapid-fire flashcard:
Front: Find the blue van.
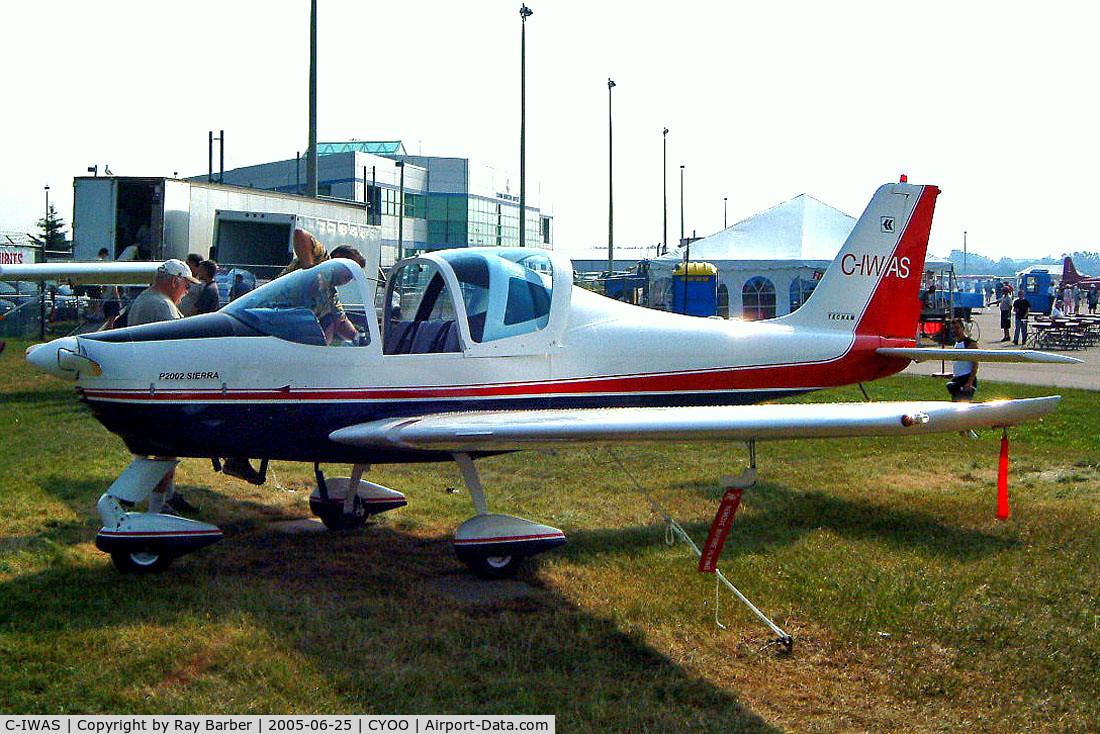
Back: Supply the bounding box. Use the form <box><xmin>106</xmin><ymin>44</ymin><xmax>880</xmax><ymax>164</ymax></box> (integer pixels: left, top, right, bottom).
<box><xmin>1015</xmin><ymin>267</ymin><xmax>1054</xmax><ymax>315</ymax></box>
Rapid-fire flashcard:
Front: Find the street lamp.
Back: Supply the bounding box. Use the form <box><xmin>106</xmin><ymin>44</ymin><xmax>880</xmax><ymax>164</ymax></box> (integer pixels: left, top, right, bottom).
<box><xmin>724</xmin><ymin>197</ymin><xmax>728</xmax><ymax>229</ymax></box>
<box><xmin>607</xmin><ymin>78</ymin><xmax>616</xmax><ymax>278</ymax></box>
<box><xmin>519</xmin><ymin>4</ymin><xmax>533</xmax><ymax>248</ymax></box>
<box><xmin>662</xmin><ymin>128</ymin><xmax>668</xmax><ymax>255</ymax></box>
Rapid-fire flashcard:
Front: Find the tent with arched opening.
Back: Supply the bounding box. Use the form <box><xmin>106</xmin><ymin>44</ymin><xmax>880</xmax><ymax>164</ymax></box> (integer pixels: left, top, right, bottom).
<box><xmin>648</xmin><ymin>193</ymin><xmax>856</xmax><ymax>319</ymax></box>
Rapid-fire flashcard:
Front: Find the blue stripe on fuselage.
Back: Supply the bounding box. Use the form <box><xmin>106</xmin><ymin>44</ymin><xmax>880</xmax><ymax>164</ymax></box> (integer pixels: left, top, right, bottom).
<box><xmin>84</xmin><ymin>389</ymin><xmax>808</xmax><ymax>463</ymax></box>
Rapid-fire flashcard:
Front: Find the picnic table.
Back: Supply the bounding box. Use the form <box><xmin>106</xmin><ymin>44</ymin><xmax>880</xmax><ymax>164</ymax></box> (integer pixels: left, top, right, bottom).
<box><xmin>1027</xmin><ymin>316</ymin><xmax>1100</xmax><ymax>350</ymax></box>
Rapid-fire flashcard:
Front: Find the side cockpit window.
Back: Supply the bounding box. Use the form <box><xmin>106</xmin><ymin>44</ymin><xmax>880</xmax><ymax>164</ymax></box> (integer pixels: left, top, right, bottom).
<box><xmin>446</xmin><ymin>251</ymin><xmax>553</xmax><ymax>343</ymax></box>
<box><xmin>381</xmin><ymin>250</ymin><xmax>557</xmax><ymax>355</ymax></box>
<box><xmin>383</xmin><ymin>262</ymin><xmax>462</xmax><ymax>354</ymax></box>
<box><xmin>224</xmin><ymin>260</ymin><xmax>371</xmax><ymax>346</ymax></box>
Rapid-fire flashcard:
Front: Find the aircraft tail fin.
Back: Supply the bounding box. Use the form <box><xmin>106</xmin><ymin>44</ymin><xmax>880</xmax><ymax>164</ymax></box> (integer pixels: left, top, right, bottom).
<box><xmin>780</xmin><ymin>182</ymin><xmax>939</xmax><ymax>340</ymax></box>
<box><xmin>1062</xmin><ymin>256</ymin><xmax>1082</xmax><ymax>285</ymax></box>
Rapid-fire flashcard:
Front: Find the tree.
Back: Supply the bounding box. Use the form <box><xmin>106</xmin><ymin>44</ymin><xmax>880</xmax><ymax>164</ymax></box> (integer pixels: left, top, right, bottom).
<box><xmin>33</xmin><ymin>204</ymin><xmax>69</xmax><ymax>254</ymax></box>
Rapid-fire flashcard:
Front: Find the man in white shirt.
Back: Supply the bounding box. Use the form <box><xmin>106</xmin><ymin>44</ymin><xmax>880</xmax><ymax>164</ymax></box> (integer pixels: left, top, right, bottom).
<box><xmin>946</xmin><ymin>319</ymin><xmax>978</xmax><ymax>402</ymax></box>
<box><xmin>127</xmin><ymin>259</ymin><xmax>196</xmax><ymax>325</ymax></box>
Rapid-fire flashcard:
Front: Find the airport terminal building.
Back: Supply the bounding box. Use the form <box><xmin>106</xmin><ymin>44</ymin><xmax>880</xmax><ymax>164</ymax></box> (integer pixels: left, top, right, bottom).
<box><xmin>197</xmin><ymin>141</ymin><xmax>553</xmax><ymax>257</ymax></box>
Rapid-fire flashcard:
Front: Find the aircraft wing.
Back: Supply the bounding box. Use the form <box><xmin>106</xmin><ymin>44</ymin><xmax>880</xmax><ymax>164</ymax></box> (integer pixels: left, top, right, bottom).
<box><xmin>329</xmin><ymin>397</ymin><xmax>1060</xmax><ymax>453</ymax></box>
<box><xmin>0</xmin><ymin>261</ymin><xmax>161</xmax><ymax>285</ymax></box>
<box><xmin>877</xmin><ymin>347</ymin><xmax>1082</xmax><ymax>364</ymax></box>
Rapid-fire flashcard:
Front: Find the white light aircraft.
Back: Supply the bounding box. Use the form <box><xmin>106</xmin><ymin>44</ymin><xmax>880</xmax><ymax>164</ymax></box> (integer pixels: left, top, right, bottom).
<box><xmin>9</xmin><ymin>181</ymin><xmax>1076</xmax><ymax>579</ymax></box>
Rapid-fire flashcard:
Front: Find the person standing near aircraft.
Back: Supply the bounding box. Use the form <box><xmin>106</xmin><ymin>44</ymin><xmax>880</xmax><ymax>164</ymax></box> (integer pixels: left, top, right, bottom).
<box><xmin>128</xmin><ymin>259</ymin><xmax>196</xmax><ymax>325</ymax></box>
<box><xmin>221</xmin><ymin>243</ymin><xmax>368</xmax><ymax>484</ymax></box>
<box><xmin>192</xmin><ymin>260</ymin><xmax>221</xmax><ymax>315</ymax></box>
<box><xmin>229</xmin><ymin>273</ymin><xmax>252</xmax><ymax>301</ymax></box>
<box><xmin>280</xmin><ymin>228</ymin><xmax>329</xmax><ymax>276</ymax></box>
<box><xmin>178</xmin><ymin>253</ymin><xmax>205</xmax><ymax>316</ymax></box>
<box><xmin>1012</xmin><ymin>289</ymin><xmax>1031</xmax><ymax>345</ymax></box>
<box><xmin>127</xmin><ymin>259</ymin><xmax>200</xmax><ymax>514</ymax></box>
<box><xmin>998</xmin><ymin>288</ymin><xmax>1013</xmax><ymax>341</ymax></box>
<box><xmin>946</xmin><ymin>318</ymin><xmax>979</xmax><ymax>401</ymax></box>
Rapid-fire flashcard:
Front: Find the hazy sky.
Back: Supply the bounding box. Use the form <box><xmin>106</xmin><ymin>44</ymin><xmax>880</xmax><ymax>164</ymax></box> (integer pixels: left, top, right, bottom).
<box><xmin>2</xmin><ymin>1</ymin><xmax>1096</xmax><ymax>260</ymax></box>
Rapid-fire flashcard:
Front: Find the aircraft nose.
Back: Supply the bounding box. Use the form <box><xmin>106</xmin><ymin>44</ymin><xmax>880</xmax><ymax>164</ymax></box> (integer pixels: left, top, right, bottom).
<box><xmin>25</xmin><ymin>337</ymin><xmax>96</xmax><ymax>379</ymax></box>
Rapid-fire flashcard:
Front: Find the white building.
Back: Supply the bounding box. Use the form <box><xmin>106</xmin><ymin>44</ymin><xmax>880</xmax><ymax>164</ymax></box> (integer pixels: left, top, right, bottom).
<box><xmin>648</xmin><ymin>193</ymin><xmax>856</xmax><ymax>318</ymax></box>
<box><xmin>196</xmin><ymin>141</ymin><xmax>553</xmax><ymax>257</ymax></box>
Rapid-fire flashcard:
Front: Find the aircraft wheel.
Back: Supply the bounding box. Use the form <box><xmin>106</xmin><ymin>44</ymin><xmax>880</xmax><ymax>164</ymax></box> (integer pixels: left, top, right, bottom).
<box><xmin>466</xmin><ymin>553</ymin><xmax>523</xmax><ymax>580</ymax></box>
<box><xmin>111</xmin><ymin>550</ymin><xmax>173</xmax><ymax>574</ymax></box>
<box><xmin>318</xmin><ymin>495</ymin><xmax>368</xmax><ymax>531</ymax></box>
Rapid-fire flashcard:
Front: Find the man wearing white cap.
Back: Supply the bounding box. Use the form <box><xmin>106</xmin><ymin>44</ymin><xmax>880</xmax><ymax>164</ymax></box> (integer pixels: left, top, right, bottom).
<box><xmin>127</xmin><ymin>259</ymin><xmax>198</xmax><ymax>326</ymax></box>
<box><xmin>122</xmin><ymin>259</ymin><xmax>200</xmax><ymax>514</ymax></box>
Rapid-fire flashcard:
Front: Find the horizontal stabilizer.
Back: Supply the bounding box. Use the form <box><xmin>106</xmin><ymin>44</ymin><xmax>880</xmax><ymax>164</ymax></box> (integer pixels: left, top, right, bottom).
<box><xmin>0</xmin><ymin>261</ymin><xmax>161</xmax><ymax>285</ymax></box>
<box><xmin>329</xmin><ymin>397</ymin><xmax>1060</xmax><ymax>453</ymax></box>
<box><xmin>877</xmin><ymin>347</ymin><xmax>1082</xmax><ymax>365</ymax></box>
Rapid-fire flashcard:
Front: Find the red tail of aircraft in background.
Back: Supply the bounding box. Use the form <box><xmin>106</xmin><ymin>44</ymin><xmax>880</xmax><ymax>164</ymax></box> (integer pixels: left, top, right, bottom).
<box><xmin>1061</xmin><ymin>256</ymin><xmax>1100</xmax><ymax>289</ymax></box>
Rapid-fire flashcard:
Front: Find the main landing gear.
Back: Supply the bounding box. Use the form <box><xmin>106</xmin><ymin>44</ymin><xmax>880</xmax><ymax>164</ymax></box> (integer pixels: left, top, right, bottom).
<box><xmin>307</xmin><ymin>457</ymin><xmax>567</xmax><ymax>579</ymax></box>
<box><xmin>450</xmin><ymin>453</ymin><xmax>566</xmax><ymax>579</ymax></box>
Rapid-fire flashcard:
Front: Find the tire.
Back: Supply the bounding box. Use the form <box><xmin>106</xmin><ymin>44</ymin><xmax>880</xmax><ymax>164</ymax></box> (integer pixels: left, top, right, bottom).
<box><xmin>317</xmin><ymin>495</ymin><xmax>368</xmax><ymax>531</ymax></box>
<box><xmin>111</xmin><ymin>550</ymin><xmax>173</xmax><ymax>574</ymax></box>
<box><xmin>466</xmin><ymin>553</ymin><xmax>523</xmax><ymax>580</ymax></box>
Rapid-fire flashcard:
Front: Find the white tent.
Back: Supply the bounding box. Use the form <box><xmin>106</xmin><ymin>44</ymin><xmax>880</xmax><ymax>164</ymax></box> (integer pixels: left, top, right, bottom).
<box><xmin>649</xmin><ymin>193</ymin><xmax>856</xmax><ymax>318</ymax></box>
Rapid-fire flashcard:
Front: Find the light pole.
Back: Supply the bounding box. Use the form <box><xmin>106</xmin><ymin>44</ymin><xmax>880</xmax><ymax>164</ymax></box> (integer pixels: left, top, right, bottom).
<box><xmin>395</xmin><ymin>160</ymin><xmax>405</xmax><ymax>262</ymax></box>
<box><xmin>724</xmin><ymin>197</ymin><xmax>728</xmax><ymax>229</ymax></box>
<box><xmin>679</xmin><ymin>165</ymin><xmax>685</xmax><ymax>246</ymax></box>
<box><xmin>306</xmin><ymin>0</ymin><xmax>318</xmax><ymax>197</ymax></box>
<box><xmin>662</xmin><ymin>128</ymin><xmax>668</xmax><ymax>255</ymax></box>
<box><xmin>519</xmin><ymin>4</ymin><xmax>533</xmax><ymax>248</ymax></box>
<box><xmin>607</xmin><ymin>78</ymin><xmax>615</xmax><ymax>277</ymax></box>
<box><xmin>40</xmin><ymin>184</ymin><xmax>50</xmax><ymax>339</ymax></box>
<box><xmin>680</xmin><ymin>166</ymin><xmax>688</xmax><ymax>314</ymax></box>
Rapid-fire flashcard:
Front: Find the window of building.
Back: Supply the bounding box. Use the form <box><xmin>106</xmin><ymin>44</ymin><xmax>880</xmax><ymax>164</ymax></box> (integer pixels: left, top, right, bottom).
<box><xmin>716</xmin><ymin>284</ymin><xmax>729</xmax><ymax>318</ymax></box>
<box><xmin>788</xmin><ymin>277</ymin><xmax>818</xmax><ymax>313</ymax></box>
<box><xmin>742</xmin><ymin>276</ymin><xmax>776</xmax><ymax>320</ymax></box>
<box><xmin>405</xmin><ymin>193</ymin><xmax>426</xmax><ymax>219</ymax></box>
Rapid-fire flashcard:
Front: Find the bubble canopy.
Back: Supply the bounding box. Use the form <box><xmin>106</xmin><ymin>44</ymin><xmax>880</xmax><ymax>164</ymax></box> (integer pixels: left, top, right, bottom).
<box><xmin>384</xmin><ymin>248</ymin><xmax>570</xmax><ymax>356</ymax></box>
<box><xmin>224</xmin><ymin>259</ymin><xmax>373</xmax><ymax>347</ymax></box>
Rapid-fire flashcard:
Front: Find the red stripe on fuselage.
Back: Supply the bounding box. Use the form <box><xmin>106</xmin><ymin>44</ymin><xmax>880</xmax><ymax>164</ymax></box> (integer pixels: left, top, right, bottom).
<box><xmin>78</xmin><ymin>335</ymin><xmax>910</xmax><ymax>404</ymax></box>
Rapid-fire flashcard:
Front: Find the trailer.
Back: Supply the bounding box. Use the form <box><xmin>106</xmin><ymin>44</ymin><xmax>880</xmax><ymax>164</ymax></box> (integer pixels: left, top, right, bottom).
<box><xmin>71</xmin><ymin>176</ymin><xmax>388</xmax><ymax>273</ymax></box>
<box><xmin>212</xmin><ymin>210</ymin><xmax>380</xmax><ymax>282</ymax></box>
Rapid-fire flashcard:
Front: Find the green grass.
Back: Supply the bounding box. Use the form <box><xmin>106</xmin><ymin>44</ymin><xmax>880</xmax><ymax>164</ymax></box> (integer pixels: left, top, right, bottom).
<box><xmin>1</xmin><ymin>339</ymin><xmax>1097</xmax><ymax>731</ymax></box>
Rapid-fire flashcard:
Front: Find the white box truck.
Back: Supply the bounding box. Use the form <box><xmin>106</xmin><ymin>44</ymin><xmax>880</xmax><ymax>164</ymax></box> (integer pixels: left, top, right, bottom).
<box><xmin>71</xmin><ymin>176</ymin><xmax>387</xmax><ymax>275</ymax></box>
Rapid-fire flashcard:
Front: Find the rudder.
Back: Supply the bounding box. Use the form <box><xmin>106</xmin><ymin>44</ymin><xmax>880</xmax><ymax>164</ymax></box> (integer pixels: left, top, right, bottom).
<box><xmin>780</xmin><ymin>182</ymin><xmax>939</xmax><ymax>340</ymax></box>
